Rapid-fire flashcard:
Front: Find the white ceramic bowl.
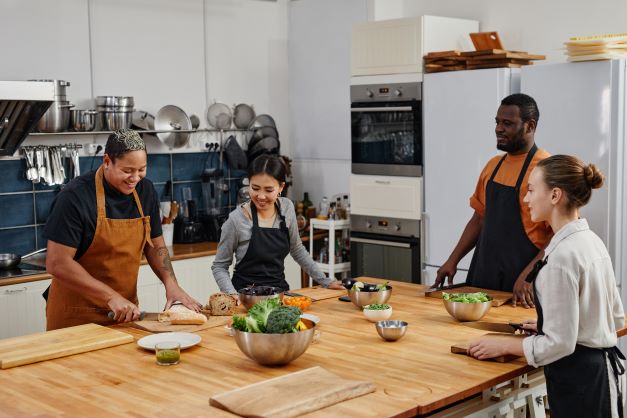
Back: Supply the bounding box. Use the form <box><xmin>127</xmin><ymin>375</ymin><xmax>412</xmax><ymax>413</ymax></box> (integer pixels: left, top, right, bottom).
<box><xmin>362</xmin><ymin>305</ymin><xmax>393</xmax><ymax>322</ymax></box>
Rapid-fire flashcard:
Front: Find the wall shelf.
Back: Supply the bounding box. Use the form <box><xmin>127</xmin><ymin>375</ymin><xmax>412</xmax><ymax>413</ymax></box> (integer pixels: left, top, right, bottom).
<box><xmin>28</xmin><ymin>128</ymin><xmax>253</xmax><ymax>136</ymax></box>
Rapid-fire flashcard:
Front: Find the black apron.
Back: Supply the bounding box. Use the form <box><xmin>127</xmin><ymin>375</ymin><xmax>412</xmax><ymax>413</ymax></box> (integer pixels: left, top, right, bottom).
<box><xmin>232</xmin><ymin>201</ymin><xmax>291</xmax><ymax>291</ymax></box>
<box><xmin>467</xmin><ymin>145</ymin><xmax>540</xmax><ymax>291</ymax></box>
<box><xmin>529</xmin><ymin>257</ymin><xmax>625</xmax><ymax>418</ymax></box>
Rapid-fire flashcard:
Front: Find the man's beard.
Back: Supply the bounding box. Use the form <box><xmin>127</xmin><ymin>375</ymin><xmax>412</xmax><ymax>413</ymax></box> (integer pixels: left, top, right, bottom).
<box><xmin>496</xmin><ymin>127</ymin><xmax>527</xmax><ymax>153</ymax></box>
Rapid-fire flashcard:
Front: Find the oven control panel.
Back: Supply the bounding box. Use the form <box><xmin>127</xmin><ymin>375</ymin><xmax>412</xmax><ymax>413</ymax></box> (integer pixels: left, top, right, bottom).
<box><xmin>350</xmin><ymin>82</ymin><xmax>422</xmax><ymax>102</ymax></box>
<box><xmin>351</xmin><ymin>214</ymin><xmax>420</xmax><ymax>238</ymax></box>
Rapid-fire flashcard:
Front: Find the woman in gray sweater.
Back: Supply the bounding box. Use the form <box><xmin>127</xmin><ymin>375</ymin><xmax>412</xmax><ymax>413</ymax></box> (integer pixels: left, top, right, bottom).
<box><xmin>211</xmin><ymin>155</ymin><xmax>345</xmax><ymax>295</ymax></box>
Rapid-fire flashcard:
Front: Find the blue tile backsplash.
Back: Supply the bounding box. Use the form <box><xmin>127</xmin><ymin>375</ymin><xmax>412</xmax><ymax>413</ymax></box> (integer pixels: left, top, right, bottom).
<box><xmin>0</xmin><ymin>151</ymin><xmax>245</xmax><ymax>255</ymax></box>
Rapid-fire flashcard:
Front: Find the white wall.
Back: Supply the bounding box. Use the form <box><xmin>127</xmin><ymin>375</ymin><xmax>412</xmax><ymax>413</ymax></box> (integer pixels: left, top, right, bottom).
<box><xmin>0</xmin><ymin>0</ymin><xmax>289</xmax><ymax>156</ymax></box>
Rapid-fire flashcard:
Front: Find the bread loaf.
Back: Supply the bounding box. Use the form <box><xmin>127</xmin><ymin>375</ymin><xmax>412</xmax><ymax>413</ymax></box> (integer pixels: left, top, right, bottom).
<box><xmin>158</xmin><ymin>304</ymin><xmax>207</xmax><ymax>325</ymax></box>
<box><xmin>208</xmin><ymin>293</ymin><xmax>237</xmax><ymax>316</ymax></box>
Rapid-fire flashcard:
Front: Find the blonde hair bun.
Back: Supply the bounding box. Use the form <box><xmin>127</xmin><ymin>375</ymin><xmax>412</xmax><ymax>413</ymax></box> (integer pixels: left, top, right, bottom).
<box><xmin>583</xmin><ymin>163</ymin><xmax>604</xmax><ymax>189</ymax></box>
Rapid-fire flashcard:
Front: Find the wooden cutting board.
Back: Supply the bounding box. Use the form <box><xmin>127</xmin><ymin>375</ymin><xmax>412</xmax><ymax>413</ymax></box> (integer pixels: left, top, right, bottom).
<box><xmin>451</xmin><ymin>333</ymin><xmax>522</xmax><ymax>363</ymax></box>
<box><xmin>295</xmin><ymin>286</ymin><xmax>344</xmax><ymax>301</ymax></box>
<box><xmin>209</xmin><ymin>366</ymin><xmax>376</xmax><ymax>418</ymax></box>
<box><xmin>0</xmin><ymin>323</ymin><xmax>133</xmax><ymax>369</ymax></box>
<box><xmin>129</xmin><ymin>311</ymin><xmax>233</xmax><ymax>333</ymax></box>
<box><xmin>424</xmin><ymin>286</ymin><xmax>512</xmax><ymax>307</ymax></box>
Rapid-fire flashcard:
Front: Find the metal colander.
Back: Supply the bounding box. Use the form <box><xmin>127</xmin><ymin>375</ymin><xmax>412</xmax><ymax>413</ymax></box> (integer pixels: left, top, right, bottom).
<box><xmin>206</xmin><ymin>102</ymin><xmax>232</xmax><ymax>130</ymax></box>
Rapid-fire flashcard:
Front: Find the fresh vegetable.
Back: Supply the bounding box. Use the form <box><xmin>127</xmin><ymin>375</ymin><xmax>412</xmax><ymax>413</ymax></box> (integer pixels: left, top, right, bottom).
<box><xmin>375</xmin><ymin>281</ymin><xmax>390</xmax><ymax>291</ymax></box>
<box><xmin>247</xmin><ymin>297</ymin><xmax>282</xmax><ymax>332</ymax></box>
<box><xmin>364</xmin><ymin>303</ymin><xmax>390</xmax><ymax>310</ymax></box>
<box><xmin>283</xmin><ymin>295</ymin><xmax>313</xmax><ymax>311</ymax></box>
<box><xmin>266</xmin><ymin>305</ymin><xmax>302</xmax><ymax>334</ymax></box>
<box><xmin>295</xmin><ymin>320</ymin><xmax>308</xmax><ymax>331</ymax></box>
<box><xmin>351</xmin><ymin>281</ymin><xmax>365</xmax><ymax>292</ymax></box>
<box><xmin>442</xmin><ymin>292</ymin><xmax>491</xmax><ymax>303</ymax></box>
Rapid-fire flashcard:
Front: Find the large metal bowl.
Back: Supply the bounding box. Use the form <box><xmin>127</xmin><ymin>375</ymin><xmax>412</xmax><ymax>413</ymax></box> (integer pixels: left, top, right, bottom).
<box><xmin>347</xmin><ymin>286</ymin><xmax>392</xmax><ymax>308</ymax></box>
<box><xmin>238</xmin><ymin>286</ymin><xmax>284</xmax><ymax>310</ymax></box>
<box><xmin>232</xmin><ymin>319</ymin><xmax>316</xmax><ymax>365</ymax></box>
<box><xmin>376</xmin><ymin>320</ymin><xmax>408</xmax><ymax>341</ymax></box>
<box><xmin>443</xmin><ymin>298</ymin><xmax>491</xmax><ymax>322</ymax></box>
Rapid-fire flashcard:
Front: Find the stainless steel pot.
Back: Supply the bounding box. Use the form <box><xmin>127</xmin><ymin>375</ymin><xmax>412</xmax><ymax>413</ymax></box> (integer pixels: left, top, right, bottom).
<box><xmin>37</xmin><ymin>100</ymin><xmax>74</xmax><ymax>133</ymax></box>
<box><xmin>96</xmin><ymin>96</ymin><xmax>134</xmax><ymax>107</ymax></box>
<box><xmin>69</xmin><ymin>109</ymin><xmax>97</xmax><ymax>132</ymax></box>
<box><xmin>29</xmin><ymin>79</ymin><xmax>70</xmax><ymax>99</ymax></box>
<box><xmin>98</xmin><ymin>109</ymin><xmax>133</xmax><ymax>131</ymax></box>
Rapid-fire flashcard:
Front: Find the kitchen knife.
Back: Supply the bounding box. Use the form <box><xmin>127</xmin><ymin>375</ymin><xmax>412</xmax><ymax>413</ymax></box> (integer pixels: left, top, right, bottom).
<box><xmin>461</xmin><ymin>321</ymin><xmax>522</xmax><ymax>334</ymax></box>
<box><xmin>107</xmin><ymin>311</ymin><xmax>161</xmax><ymax>321</ymax></box>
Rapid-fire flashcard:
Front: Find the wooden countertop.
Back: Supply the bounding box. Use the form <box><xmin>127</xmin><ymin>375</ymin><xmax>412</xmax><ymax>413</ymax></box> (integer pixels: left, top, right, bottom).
<box><xmin>2</xmin><ymin>278</ymin><xmax>606</xmax><ymax>417</ymax></box>
<box><xmin>0</xmin><ymin>242</ymin><xmax>218</xmax><ymax>287</ymax></box>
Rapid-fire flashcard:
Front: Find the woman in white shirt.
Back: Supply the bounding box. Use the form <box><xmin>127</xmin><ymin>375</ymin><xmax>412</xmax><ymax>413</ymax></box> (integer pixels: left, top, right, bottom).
<box><xmin>468</xmin><ymin>155</ymin><xmax>625</xmax><ymax>418</ymax></box>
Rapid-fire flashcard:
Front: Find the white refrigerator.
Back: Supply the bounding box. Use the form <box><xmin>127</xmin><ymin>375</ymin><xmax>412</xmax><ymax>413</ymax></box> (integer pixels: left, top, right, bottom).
<box><xmin>521</xmin><ymin>60</ymin><xmax>627</xmax><ymax>321</ymax></box>
<box><xmin>422</xmin><ymin>68</ymin><xmax>521</xmax><ymax>285</ymax></box>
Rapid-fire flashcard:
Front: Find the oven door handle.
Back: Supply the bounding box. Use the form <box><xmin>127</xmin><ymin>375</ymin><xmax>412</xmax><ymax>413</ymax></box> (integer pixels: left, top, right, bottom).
<box><xmin>350</xmin><ymin>106</ymin><xmax>413</xmax><ymax>112</ymax></box>
<box><xmin>350</xmin><ymin>237</ymin><xmax>411</xmax><ymax>248</ymax></box>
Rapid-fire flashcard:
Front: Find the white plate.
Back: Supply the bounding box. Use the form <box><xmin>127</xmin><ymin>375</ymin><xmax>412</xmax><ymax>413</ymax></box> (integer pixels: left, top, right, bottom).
<box><xmin>137</xmin><ymin>332</ymin><xmax>201</xmax><ymax>351</ymax></box>
<box><xmin>301</xmin><ymin>313</ymin><xmax>320</xmax><ymax>324</ymax></box>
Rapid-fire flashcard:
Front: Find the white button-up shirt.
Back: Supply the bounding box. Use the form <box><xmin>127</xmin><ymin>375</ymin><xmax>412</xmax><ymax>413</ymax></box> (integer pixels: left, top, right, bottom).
<box><xmin>523</xmin><ymin>219</ymin><xmax>625</xmax><ymax>367</ymax></box>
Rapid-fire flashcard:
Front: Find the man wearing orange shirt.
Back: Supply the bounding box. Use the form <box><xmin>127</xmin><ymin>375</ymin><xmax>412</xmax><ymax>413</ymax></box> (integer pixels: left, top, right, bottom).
<box><xmin>433</xmin><ymin>94</ymin><xmax>552</xmax><ymax>307</ymax></box>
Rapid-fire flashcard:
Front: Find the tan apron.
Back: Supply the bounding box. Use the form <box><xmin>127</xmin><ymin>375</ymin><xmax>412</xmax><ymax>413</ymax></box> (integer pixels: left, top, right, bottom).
<box><xmin>46</xmin><ymin>165</ymin><xmax>153</xmax><ymax>330</ymax></box>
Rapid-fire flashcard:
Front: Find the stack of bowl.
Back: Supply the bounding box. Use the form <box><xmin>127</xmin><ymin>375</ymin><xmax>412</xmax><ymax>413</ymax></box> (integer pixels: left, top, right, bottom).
<box><xmin>32</xmin><ymin>79</ymin><xmax>74</xmax><ymax>132</ymax></box>
<box><xmin>96</xmin><ymin>96</ymin><xmax>134</xmax><ymax>131</ymax></box>
<box><xmin>237</xmin><ymin>286</ymin><xmax>284</xmax><ymax>310</ymax></box>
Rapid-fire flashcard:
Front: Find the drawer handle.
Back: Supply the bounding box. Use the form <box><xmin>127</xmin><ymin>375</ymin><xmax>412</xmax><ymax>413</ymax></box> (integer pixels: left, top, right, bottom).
<box><xmin>5</xmin><ymin>287</ymin><xmax>27</xmax><ymax>294</ymax></box>
<box><xmin>374</xmin><ymin>180</ymin><xmax>391</xmax><ymax>185</ymax></box>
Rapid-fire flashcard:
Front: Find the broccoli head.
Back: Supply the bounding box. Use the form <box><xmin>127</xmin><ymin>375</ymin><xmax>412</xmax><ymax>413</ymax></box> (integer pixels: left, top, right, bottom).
<box><xmin>232</xmin><ymin>315</ymin><xmax>248</xmax><ymax>332</ymax></box>
<box><xmin>247</xmin><ymin>297</ymin><xmax>282</xmax><ymax>332</ymax></box>
<box><xmin>265</xmin><ymin>305</ymin><xmax>302</xmax><ymax>334</ymax></box>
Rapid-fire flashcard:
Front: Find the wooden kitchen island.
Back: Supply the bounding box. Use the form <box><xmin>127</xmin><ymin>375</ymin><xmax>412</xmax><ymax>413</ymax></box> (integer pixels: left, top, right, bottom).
<box><xmin>0</xmin><ymin>278</ymin><xmax>622</xmax><ymax>417</ymax></box>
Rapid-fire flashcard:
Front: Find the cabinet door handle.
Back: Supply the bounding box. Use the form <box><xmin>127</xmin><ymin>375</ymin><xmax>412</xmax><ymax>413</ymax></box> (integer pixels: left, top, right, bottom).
<box><xmin>4</xmin><ymin>287</ymin><xmax>27</xmax><ymax>294</ymax></box>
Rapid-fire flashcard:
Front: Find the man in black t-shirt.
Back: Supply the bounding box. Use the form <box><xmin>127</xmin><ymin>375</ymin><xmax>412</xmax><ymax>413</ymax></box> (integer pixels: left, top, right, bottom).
<box><xmin>44</xmin><ymin>129</ymin><xmax>201</xmax><ymax>329</ymax></box>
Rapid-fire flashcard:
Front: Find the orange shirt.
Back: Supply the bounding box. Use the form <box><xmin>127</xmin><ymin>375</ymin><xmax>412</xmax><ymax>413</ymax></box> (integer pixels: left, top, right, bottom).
<box><xmin>469</xmin><ymin>148</ymin><xmax>552</xmax><ymax>249</ymax></box>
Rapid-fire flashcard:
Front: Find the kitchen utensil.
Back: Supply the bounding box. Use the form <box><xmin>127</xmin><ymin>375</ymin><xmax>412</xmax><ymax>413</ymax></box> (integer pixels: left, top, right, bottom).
<box><xmin>347</xmin><ymin>286</ymin><xmax>392</xmax><ymax>308</ymax></box>
<box><xmin>37</xmin><ymin>100</ymin><xmax>74</xmax><ymax>132</ymax></box>
<box><xmin>247</xmin><ymin>136</ymin><xmax>280</xmax><ymax>163</ymax></box>
<box><xmin>189</xmin><ymin>114</ymin><xmax>200</xmax><ymax>129</ymax></box>
<box><xmin>96</xmin><ymin>96</ymin><xmax>134</xmax><ymax>107</ymax></box>
<box><xmin>22</xmin><ymin>148</ymin><xmax>37</xmax><ymax>181</ymax></box>
<box><xmin>232</xmin><ymin>318</ymin><xmax>316</xmax><ymax>365</ymax></box>
<box><xmin>155</xmin><ymin>105</ymin><xmax>191</xmax><ymax>149</ymax></box>
<box><xmin>136</xmin><ymin>332</ymin><xmax>201</xmax><ymax>351</ymax></box>
<box><xmin>248</xmin><ymin>113</ymin><xmax>276</xmax><ymax>129</ymax></box>
<box><xmin>209</xmin><ymin>366</ymin><xmax>376</xmax><ymax>418</ymax></box>
<box><xmin>98</xmin><ymin>108</ymin><xmax>133</xmax><ymax>131</ymax></box>
<box><xmin>238</xmin><ymin>286</ymin><xmax>284</xmax><ymax>310</ymax></box>
<box><xmin>206</xmin><ymin>102</ymin><xmax>232</xmax><ymax>130</ymax></box>
<box><xmin>131</xmin><ymin>110</ymin><xmax>155</xmax><ymax>130</ymax></box>
<box><xmin>107</xmin><ymin>311</ymin><xmax>160</xmax><ymax>321</ymax></box>
<box><xmin>70</xmin><ymin>147</ymin><xmax>80</xmax><ymax>178</ymax></box>
<box><xmin>222</xmin><ymin>135</ymin><xmax>247</xmax><ymax>170</ymax></box>
<box><xmin>461</xmin><ymin>321</ymin><xmax>521</xmax><ymax>334</ymax></box>
<box><xmin>0</xmin><ymin>248</ymin><xmax>46</xmax><ymax>270</ymax></box>
<box><xmin>201</xmin><ymin>168</ymin><xmax>226</xmax><ymax>215</ymax></box>
<box><xmin>0</xmin><ymin>323</ymin><xmax>133</xmax><ymax>369</ymax></box>
<box><xmin>69</xmin><ymin>109</ymin><xmax>97</xmax><ymax>132</ymax></box>
<box><xmin>469</xmin><ymin>31</ymin><xmax>503</xmax><ymax>50</ymax></box>
<box><xmin>443</xmin><ymin>298</ymin><xmax>492</xmax><ymax>322</ymax></box>
<box><xmin>425</xmin><ymin>286</ymin><xmax>512</xmax><ymax>307</ymax></box>
<box><xmin>252</xmin><ymin>126</ymin><xmax>279</xmax><ymax>141</ymax></box>
<box><xmin>375</xmin><ymin>320</ymin><xmax>408</xmax><ymax>341</ymax></box>
<box><xmin>232</xmin><ymin>103</ymin><xmax>255</xmax><ymax>129</ymax></box>
<box><xmin>451</xmin><ymin>333</ymin><xmax>522</xmax><ymax>363</ymax></box>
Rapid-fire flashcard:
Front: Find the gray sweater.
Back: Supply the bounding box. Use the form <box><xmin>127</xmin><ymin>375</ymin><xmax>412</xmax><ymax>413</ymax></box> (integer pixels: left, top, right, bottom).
<box><xmin>211</xmin><ymin>197</ymin><xmax>331</xmax><ymax>294</ymax></box>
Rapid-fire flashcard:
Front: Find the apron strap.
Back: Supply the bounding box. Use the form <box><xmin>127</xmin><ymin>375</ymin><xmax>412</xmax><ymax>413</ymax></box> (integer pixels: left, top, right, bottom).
<box><xmin>525</xmin><ymin>255</ymin><xmax>548</xmax><ymax>283</ymax></box>
<box><xmin>603</xmin><ymin>346</ymin><xmax>626</xmax><ymax>418</ymax></box>
<box><xmin>95</xmin><ymin>166</ymin><xmax>106</xmax><ymax>219</ymax></box>
<box><xmin>488</xmin><ymin>154</ymin><xmax>508</xmax><ymax>182</ymax></box>
<box><xmin>131</xmin><ymin>188</ymin><xmax>153</xmax><ymax>248</ymax></box>
<box><xmin>515</xmin><ymin>144</ymin><xmax>538</xmax><ymax>192</ymax></box>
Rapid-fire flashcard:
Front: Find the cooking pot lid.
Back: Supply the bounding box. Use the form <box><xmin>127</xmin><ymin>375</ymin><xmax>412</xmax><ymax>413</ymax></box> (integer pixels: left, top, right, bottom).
<box><xmin>155</xmin><ymin>105</ymin><xmax>191</xmax><ymax>149</ymax></box>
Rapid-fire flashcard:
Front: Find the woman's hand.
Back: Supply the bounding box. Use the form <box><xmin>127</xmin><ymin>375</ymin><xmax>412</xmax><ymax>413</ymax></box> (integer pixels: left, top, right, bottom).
<box><xmin>326</xmin><ymin>280</ymin><xmax>346</xmax><ymax>290</ymax></box>
<box><xmin>107</xmin><ymin>294</ymin><xmax>141</xmax><ymax>323</ymax></box>
<box><xmin>521</xmin><ymin>319</ymin><xmax>538</xmax><ymax>335</ymax></box>
<box><xmin>467</xmin><ymin>335</ymin><xmax>510</xmax><ymax>360</ymax></box>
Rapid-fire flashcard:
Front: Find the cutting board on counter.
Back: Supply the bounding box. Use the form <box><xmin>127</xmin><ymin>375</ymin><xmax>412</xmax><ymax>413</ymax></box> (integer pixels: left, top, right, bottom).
<box><xmin>424</xmin><ymin>285</ymin><xmax>512</xmax><ymax>307</ymax></box>
<box><xmin>209</xmin><ymin>366</ymin><xmax>376</xmax><ymax>418</ymax></box>
<box><xmin>451</xmin><ymin>333</ymin><xmax>522</xmax><ymax>363</ymax></box>
<box><xmin>129</xmin><ymin>311</ymin><xmax>232</xmax><ymax>333</ymax></box>
<box><xmin>295</xmin><ymin>286</ymin><xmax>344</xmax><ymax>301</ymax></box>
<box><xmin>0</xmin><ymin>323</ymin><xmax>133</xmax><ymax>369</ymax></box>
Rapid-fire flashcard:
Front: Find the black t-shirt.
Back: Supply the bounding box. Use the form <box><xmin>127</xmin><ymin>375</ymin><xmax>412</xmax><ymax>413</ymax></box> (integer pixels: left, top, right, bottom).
<box><xmin>44</xmin><ymin>170</ymin><xmax>162</xmax><ymax>260</ymax></box>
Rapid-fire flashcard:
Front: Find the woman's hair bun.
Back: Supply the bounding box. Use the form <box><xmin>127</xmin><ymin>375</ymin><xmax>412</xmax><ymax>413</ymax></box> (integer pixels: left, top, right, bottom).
<box><xmin>583</xmin><ymin>163</ymin><xmax>604</xmax><ymax>189</ymax></box>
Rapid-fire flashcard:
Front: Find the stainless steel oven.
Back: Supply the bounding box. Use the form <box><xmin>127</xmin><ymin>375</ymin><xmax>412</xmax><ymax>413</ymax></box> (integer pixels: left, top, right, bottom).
<box><xmin>350</xmin><ymin>82</ymin><xmax>422</xmax><ymax>177</ymax></box>
<box><xmin>350</xmin><ymin>214</ymin><xmax>421</xmax><ymax>283</ymax></box>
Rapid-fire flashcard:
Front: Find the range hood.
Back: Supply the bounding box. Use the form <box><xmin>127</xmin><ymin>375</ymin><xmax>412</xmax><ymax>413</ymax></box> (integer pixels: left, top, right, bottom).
<box><xmin>0</xmin><ymin>81</ymin><xmax>55</xmax><ymax>156</ymax></box>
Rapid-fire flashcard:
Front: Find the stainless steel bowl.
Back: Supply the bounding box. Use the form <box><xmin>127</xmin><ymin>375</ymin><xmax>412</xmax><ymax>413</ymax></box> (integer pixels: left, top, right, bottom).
<box><xmin>238</xmin><ymin>286</ymin><xmax>284</xmax><ymax>310</ymax></box>
<box><xmin>375</xmin><ymin>320</ymin><xmax>408</xmax><ymax>341</ymax></box>
<box><xmin>347</xmin><ymin>287</ymin><xmax>392</xmax><ymax>308</ymax></box>
<box><xmin>443</xmin><ymin>298</ymin><xmax>492</xmax><ymax>322</ymax></box>
<box><xmin>232</xmin><ymin>319</ymin><xmax>316</xmax><ymax>365</ymax></box>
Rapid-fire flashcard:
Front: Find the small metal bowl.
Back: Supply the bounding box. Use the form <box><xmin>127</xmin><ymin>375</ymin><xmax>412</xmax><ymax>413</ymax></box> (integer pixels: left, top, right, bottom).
<box><xmin>238</xmin><ymin>286</ymin><xmax>284</xmax><ymax>310</ymax></box>
<box><xmin>347</xmin><ymin>286</ymin><xmax>392</xmax><ymax>308</ymax></box>
<box><xmin>375</xmin><ymin>320</ymin><xmax>408</xmax><ymax>341</ymax></box>
<box><xmin>443</xmin><ymin>298</ymin><xmax>492</xmax><ymax>322</ymax></box>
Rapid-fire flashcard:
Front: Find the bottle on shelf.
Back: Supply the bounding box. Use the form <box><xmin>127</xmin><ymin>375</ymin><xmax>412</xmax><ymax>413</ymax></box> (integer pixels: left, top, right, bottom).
<box><xmin>328</xmin><ymin>202</ymin><xmax>336</xmax><ymax>220</ymax></box>
<box><xmin>335</xmin><ymin>237</ymin><xmax>342</xmax><ymax>263</ymax></box>
<box><xmin>295</xmin><ymin>201</ymin><xmax>307</xmax><ymax>232</ymax></box>
<box><xmin>302</xmin><ymin>192</ymin><xmax>313</xmax><ymax>219</ymax></box>
<box><xmin>335</xmin><ymin>196</ymin><xmax>345</xmax><ymax>220</ymax></box>
<box><xmin>343</xmin><ymin>194</ymin><xmax>350</xmax><ymax>221</ymax></box>
<box><xmin>319</xmin><ymin>237</ymin><xmax>329</xmax><ymax>263</ymax></box>
<box><xmin>318</xmin><ymin>196</ymin><xmax>329</xmax><ymax>220</ymax></box>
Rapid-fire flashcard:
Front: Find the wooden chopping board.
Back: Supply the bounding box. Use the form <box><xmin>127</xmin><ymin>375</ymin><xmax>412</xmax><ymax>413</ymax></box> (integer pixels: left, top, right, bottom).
<box><xmin>209</xmin><ymin>366</ymin><xmax>376</xmax><ymax>418</ymax></box>
<box><xmin>294</xmin><ymin>286</ymin><xmax>345</xmax><ymax>301</ymax></box>
<box><xmin>451</xmin><ymin>333</ymin><xmax>523</xmax><ymax>363</ymax></box>
<box><xmin>0</xmin><ymin>323</ymin><xmax>133</xmax><ymax>369</ymax></box>
<box><xmin>424</xmin><ymin>286</ymin><xmax>512</xmax><ymax>307</ymax></box>
<box><xmin>129</xmin><ymin>311</ymin><xmax>233</xmax><ymax>333</ymax></box>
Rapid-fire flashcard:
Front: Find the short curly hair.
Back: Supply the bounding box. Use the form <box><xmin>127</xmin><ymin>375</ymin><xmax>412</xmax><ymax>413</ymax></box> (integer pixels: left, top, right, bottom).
<box><xmin>105</xmin><ymin>129</ymin><xmax>146</xmax><ymax>161</ymax></box>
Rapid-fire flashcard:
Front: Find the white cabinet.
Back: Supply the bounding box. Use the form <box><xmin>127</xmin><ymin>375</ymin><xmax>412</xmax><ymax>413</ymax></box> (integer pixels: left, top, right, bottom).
<box><xmin>284</xmin><ymin>254</ymin><xmax>302</xmax><ymax>290</ymax></box>
<box><xmin>351</xmin><ymin>16</ymin><xmax>478</xmax><ymax>76</ymax></box>
<box><xmin>309</xmin><ymin>219</ymin><xmax>351</xmax><ymax>285</ymax></box>
<box><xmin>0</xmin><ymin>279</ymin><xmax>50</xmax><ymax>339</ymax></box>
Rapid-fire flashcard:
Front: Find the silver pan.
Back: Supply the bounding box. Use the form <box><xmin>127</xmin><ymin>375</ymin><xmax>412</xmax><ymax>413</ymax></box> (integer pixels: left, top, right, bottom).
<box><xmin>0</xmin><ymin>248</ymin><xmax>47</xmax><ymax>270</ymax></box>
